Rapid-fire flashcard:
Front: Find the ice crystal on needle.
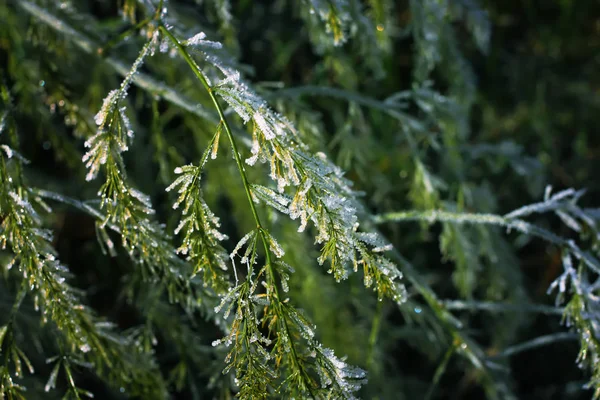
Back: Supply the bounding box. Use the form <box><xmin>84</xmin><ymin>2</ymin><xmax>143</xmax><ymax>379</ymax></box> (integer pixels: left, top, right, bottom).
<box><xmin>167</xmin><ymin>164</ymin><xmax>230</xmax><ymax>291</ymax></box>
<box><xmin>185</xmin><ymin>32</ymin><xmax>223</xmax><ymax>49</ymax></box>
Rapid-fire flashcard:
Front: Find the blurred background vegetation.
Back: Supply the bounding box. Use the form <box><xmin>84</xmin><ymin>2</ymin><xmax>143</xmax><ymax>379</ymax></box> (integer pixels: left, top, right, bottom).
<box><xmin>1</xmin><ymin>0</ymin><xmax>600</xmax><ymax>399</ymax></box>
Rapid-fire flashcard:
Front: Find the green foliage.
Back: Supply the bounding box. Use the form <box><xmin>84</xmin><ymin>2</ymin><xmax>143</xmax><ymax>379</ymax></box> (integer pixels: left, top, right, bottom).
<box><xmin>0</xmin><ymin>0</ymin><xmax>599</xmax><ymax>399</ymax></box>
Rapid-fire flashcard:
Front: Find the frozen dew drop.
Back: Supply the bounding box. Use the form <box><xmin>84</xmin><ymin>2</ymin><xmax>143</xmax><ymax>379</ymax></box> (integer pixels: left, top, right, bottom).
<box><xmin>79</xmin><ymin>343</ymin><xmax>91</xmax><ymax>353</ymax></box>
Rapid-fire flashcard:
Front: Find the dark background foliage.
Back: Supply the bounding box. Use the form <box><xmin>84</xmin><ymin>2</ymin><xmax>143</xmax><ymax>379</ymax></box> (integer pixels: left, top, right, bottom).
<box><xmin>1</xmin><ymin>0</ymin><xmax>599</xmax><ymax>399</ymax></box>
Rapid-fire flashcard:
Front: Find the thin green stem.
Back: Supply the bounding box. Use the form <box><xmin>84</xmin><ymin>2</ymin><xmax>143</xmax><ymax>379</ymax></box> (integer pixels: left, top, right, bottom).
<box><xmin>158</xmin><ymin>25</ymin><xmax>262</xmax><ymax>232</ymax></box>
<box><xmin>370</xmin><ymin>230</ymin><xmax>501</xmax><ymax>395</ymax></box>
<box><xmin>9</xmin><ymin>281</ymin><xmax>28</xmax><ymax>320</ymax></box>
<box><xmin>490</xmin><ymin>332</ymin><xmax>577</xmax><ymax>358</ymax></box>
<box><xmin>425</xmin><ymin>344</ymin><xmax>455</xmax><ymax>400</ymax></box>
<box><xmin>98</xmin><ymin>17</ymin><xmax>153</xmax><ymax>56</ymax></box>
<box><xmin>375</xmin><ymin>209</ymin><xmax>600</xmax><ymax>274</ymax></box>
<box><xmin>366</xmin><ymin>298</ymin><xmax>383</xmax><ymax>371</ymax></box>
<box><xmin>442</xmin><ymin>300</ymin><xmax>564</xmax><ymax>316</ymax></box>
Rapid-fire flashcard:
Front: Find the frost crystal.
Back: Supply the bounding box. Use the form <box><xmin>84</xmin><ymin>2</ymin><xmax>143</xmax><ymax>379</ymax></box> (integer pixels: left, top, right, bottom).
<box><xmin>186</xmin><ymin>32</ymin><xmax>223</xmax><ymax>49</ymax></box>
<box><xmin>230</xmin><ymin>230</ymin><xmax>257</xmax><ymax>260</ymax></box>
<box><xmin>94</xmin><ymin>90</ymin><xmax>118</xmax><ymax>127</ymax></box>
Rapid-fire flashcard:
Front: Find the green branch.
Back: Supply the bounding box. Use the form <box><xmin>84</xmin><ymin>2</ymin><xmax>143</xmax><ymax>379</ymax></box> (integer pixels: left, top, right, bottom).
<box><xmin>17</xmin><ymin>0</ymin><xmax>217</xmax><ymax>124</ymax></box>
<box><xmin>159</xmin><ymin>24</ymin><xmax>317</xmax><ymax>397</ymax></box>
<box><xmin>441</xmin><ymin>300</ymin><xmax>564</xmax><ymax>316</ymax></box>
<box><xmin>491</xmin><ymin>332</ymin><xmax>578</xmax><ymax>358</ymax></box>
<box><xmin>375</xmin><ymin>209</ymin><xmax>600</xmax><ymax>274</ymax></box>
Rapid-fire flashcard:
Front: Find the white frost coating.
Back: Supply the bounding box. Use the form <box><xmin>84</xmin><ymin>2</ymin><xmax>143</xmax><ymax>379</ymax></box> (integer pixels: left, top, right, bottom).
<box><xmin>159</xmin><ymin>38</ymin><xmax>170</xmax><ymax>53</ymax></box>
<box><xmin>0</xmin><ymin>112</ymin><xmax>6</xmax><ymax>134</ymax></box>
<box><xmin>215</xmin><ymin>87</ymin><xmax>252</xmax><ymax>123</ymax></box>
<box><xmin>372</xmin><ymin>244</ymin><xmax>393</xmax><ymax>253</ymax></box>
<box><xmin>189</xmin><ymin>31</ymin><xmax>206</xmax><ymax>42</ymax></box>
<box><xmin>265</xmin><ymin>232</ymin><xmax>285</xmax><ymax>258</ymax></box>
<box><xmin>94</xmin><ymin>30</ymin><xmax>158</xmax><ymax>128</ymax></box>
<box><xmin>119</xmin><ymin>106</ymin><xmax>134</xmax><ymax>138</ymax></box>
<box><xmin>129</xmin><ymin>188</ymin><xmax>154</xmax><ymax>212</ymax></box>
<box><xmin>120</xmin><ymin>30</ymin><xmax>158</xmax><ymax>95</ymax></box>
<box><xmin>253</xmin><ymin>111</ymin><xmax>276</xmax><ymax>140</ymax></box>
<box><xmin>85</xmin><ymin>34</ymin><xmax>160</xmax><ymax>180</ymax></box>
<box><xmin>245</xmin><ymin>154</ymin><xmax>259</xmax><ymax>166</ymax></box>
<box><xmin>186</xmin><ymin>32</ymin><xmax>223</xmax><ymax>49</ymax></box>
<box><xmin>314</xmin><ymin>344</ymin><xmax>367</xmax><ymax>397</ymax></box>
<box><xmin>505</xmin><ymin>187</ymin><xmax>582</xmax><ymax>220</ymax></box>
<box><xmin>251</xmin><ymin>185</ymin><xmax>291</xmax><ymax>215</ymax></box>
<box><xmin>82</xmin><ymin>133</ymin><xmax>108</xmax><ymax>181</ymax></box>
<box><xmin>166</xmin><ymin>165</ymin><xmax>196</xmax><ymax>193</ymax></box>
<box><xmin>0</xmin><ymin>145</ymin><xmax>13</xmax><ymax>158</ymax></box>
<box><xmin>94</xmin><ymin>90</ymin><xmax>119</xmax><ymax>126</ymax></box>
<box><xmin>230</xmin><ymin>230</ymin><xmax>257</xmax><ymax>261</ymax></box>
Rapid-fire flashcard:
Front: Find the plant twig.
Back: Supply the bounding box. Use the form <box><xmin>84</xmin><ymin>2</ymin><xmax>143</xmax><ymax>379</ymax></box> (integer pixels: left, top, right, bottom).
<box><xmin>159</xmin><ymin>24</ymin><xmax>317</xmax><ymax>397</ymax></box>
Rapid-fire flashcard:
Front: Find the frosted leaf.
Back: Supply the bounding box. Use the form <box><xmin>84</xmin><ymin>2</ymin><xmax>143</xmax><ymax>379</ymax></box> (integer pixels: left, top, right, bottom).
<box><xmin>287</xmin><ymin>307</ymin><xmax>315</xmax><ymax>339</ymax></box>
<box><xmin>1</xmin><ymin>144</ymin><xmax>13</xmax><ymax>158</ymax></box>
<box><xmin>557</xmin><ymin>210</ymin><xmax>581</xmax><ymax>232</ymax></box>
<box><xmin>230</xmin><ymin>230</ymin><xmax>257</xmax><ymax>260</ymax></box>
<box><xmin>253</xmin><ymin>111</ymin><xmax>276</xmax><ymax>140</ymax></box>
<box><xmin>44</xmin><ymin>361</ymin><xmax>61</xmax><ymax>392</ymax></box>
<box><xmin>174</xmin><ymin>215</ymin><xmax>192</xmax><ymax>235</ymax></box>
<box><xmin>373</xmin><ymin>244</ymin><xmax>393</xmax><ymax>253</ymax></box>
<box><xmin>550</xmin><ymin>188</ymin><xmax>579</xmax><ymax>202</ymax></box>
<box><xmin>355</xmin><ymin>232</ymin><xmax>388</xmax><ymax>248</ymax></box>
<box><xmin>188</xmin><ymin>31</ymin><xmax>206</xmax><ymax>42</ymax></box>
<box><xmin>0</xmin><ymin>145</ymin><xmax>29</xmax><ymax>164</ymax></box>
<box><xmin>246</xmin><ymin>153</ymin><xmax>259</xmax><ymax>166</ymax></box>
<box><xmin>186</xmin><ymin>32</ymin><xmax>223</xmax><ymax>49</ymax></box>
<box><xmin>9</xmin><ymin>192</ymin><xmax>38</xmax><ymax>221</ymax></box>
<box><xmin>251</xmin><ymin>295</ymin><xmax>270</xmax><ymax>307</ymax></box>
<box><xmin>214</xmin><ymin>286</ymin><xmax>241</xmax><ymax>315</ymax></box>
<box><xmin>305</xmin><ymin>0</ymin><xmax>351</xmax><ymax>46</ymax></box>
<box><xmin>215</xmin><ymin>87</ymin><xmax>251</xmax><ymax>123</ymax></box>
<box><xmin>166</xmin><ymin>165</ymin><xmax>197</xmax><ymax>192</ymax></box>
<box><xmin>95</xmin><ymin>90</ymin><xmax>119</xmax><ymax>126</ymax></box>
<box><xmin>159</xmin><ymin>37</ymin><xmax>170</xmax><ymax>53</ymax></box>
<box><xmin>129</xmin><ymin>188</ymin><xmax>153</xmax><ymax>211</ymax></box>
<box><xmin>314</xmin><ymin>344</ymin><xmax>367</xmax><ymax>396</ymax></box>
<box><xmin>0</xmin><ymin>111</ymin><xmax>6</xmax><ymax>134</ymax></box>
<box><xmin>505</xmin><ymin>187</ymin><xmax>581</xmax><ymax>219</ymax></box>
<box><xmin>544</xmin><ymin>185</ymin><xmax>553</xmax><ymax>201</ymax></box>
<box><xmin>280</xmin><ymin>275</ymin><xmax>290</xmax><ymax>292</ymax></box>
<box><xmin>251</xmin><ymin>185</ymin><xmax>290</xmax><ymax>215</ymax></box>
<box><xmin>209</xmin><ymin>123</ymin><xmax>222</xmax><ymax>161</ymax></box>
<box><xmin>264</xmin><ymin>231</ymin><xmax>285</xmax><ymax>258</ymax></box>
<box><xmin>201</xmin><ymin>52</ymin><xmax>240</xmax><ymax>87</ymax></box>
<box><xmin>275</xmin><ymin>260</ymin><xmax>295</xmax><ymax>274</ymax></box>
<box><xmin>118</xmin><ymin>106</ymin><xmax>134</xmax><ymax>138</ymax></box>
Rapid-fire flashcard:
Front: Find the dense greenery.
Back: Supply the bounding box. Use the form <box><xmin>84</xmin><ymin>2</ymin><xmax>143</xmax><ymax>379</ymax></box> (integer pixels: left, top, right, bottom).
<box><xmin>1</xmin><ymin>0</ymin><xmax>599</xmax><ymax>399</ymax></box>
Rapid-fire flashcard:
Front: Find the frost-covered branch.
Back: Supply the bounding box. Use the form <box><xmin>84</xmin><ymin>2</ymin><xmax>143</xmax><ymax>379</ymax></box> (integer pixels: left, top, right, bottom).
<box><xmin>0</xmin><ymin>139</ymin><xmax>166</xmax><ymax>398</ymax></box>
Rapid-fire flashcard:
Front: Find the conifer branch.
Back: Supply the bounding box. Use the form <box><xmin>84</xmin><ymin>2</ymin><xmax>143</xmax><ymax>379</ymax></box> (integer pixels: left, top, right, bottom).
<box><xmin>159</xmin><ymin>23</ymin><xmax>366</xmax><ymax>398</ymax></box>
<box><xmin>0</xmin><ymin>136</ymin><xmax>167</xmax><ymax>398</ymax></box>
<box><xmin>377</xmin><ymin>189</ymin><xmax>600</xmax><ymax>397</ymax></box>
<box><xmin>18</xmin><ymin>0</ymin><xmax>218</xmax><ymax>124</ymax></box>
<box><xmin>375</xmin><ymin>208</ymin><xmax>600</xmax><ymax>274</ymax></box>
